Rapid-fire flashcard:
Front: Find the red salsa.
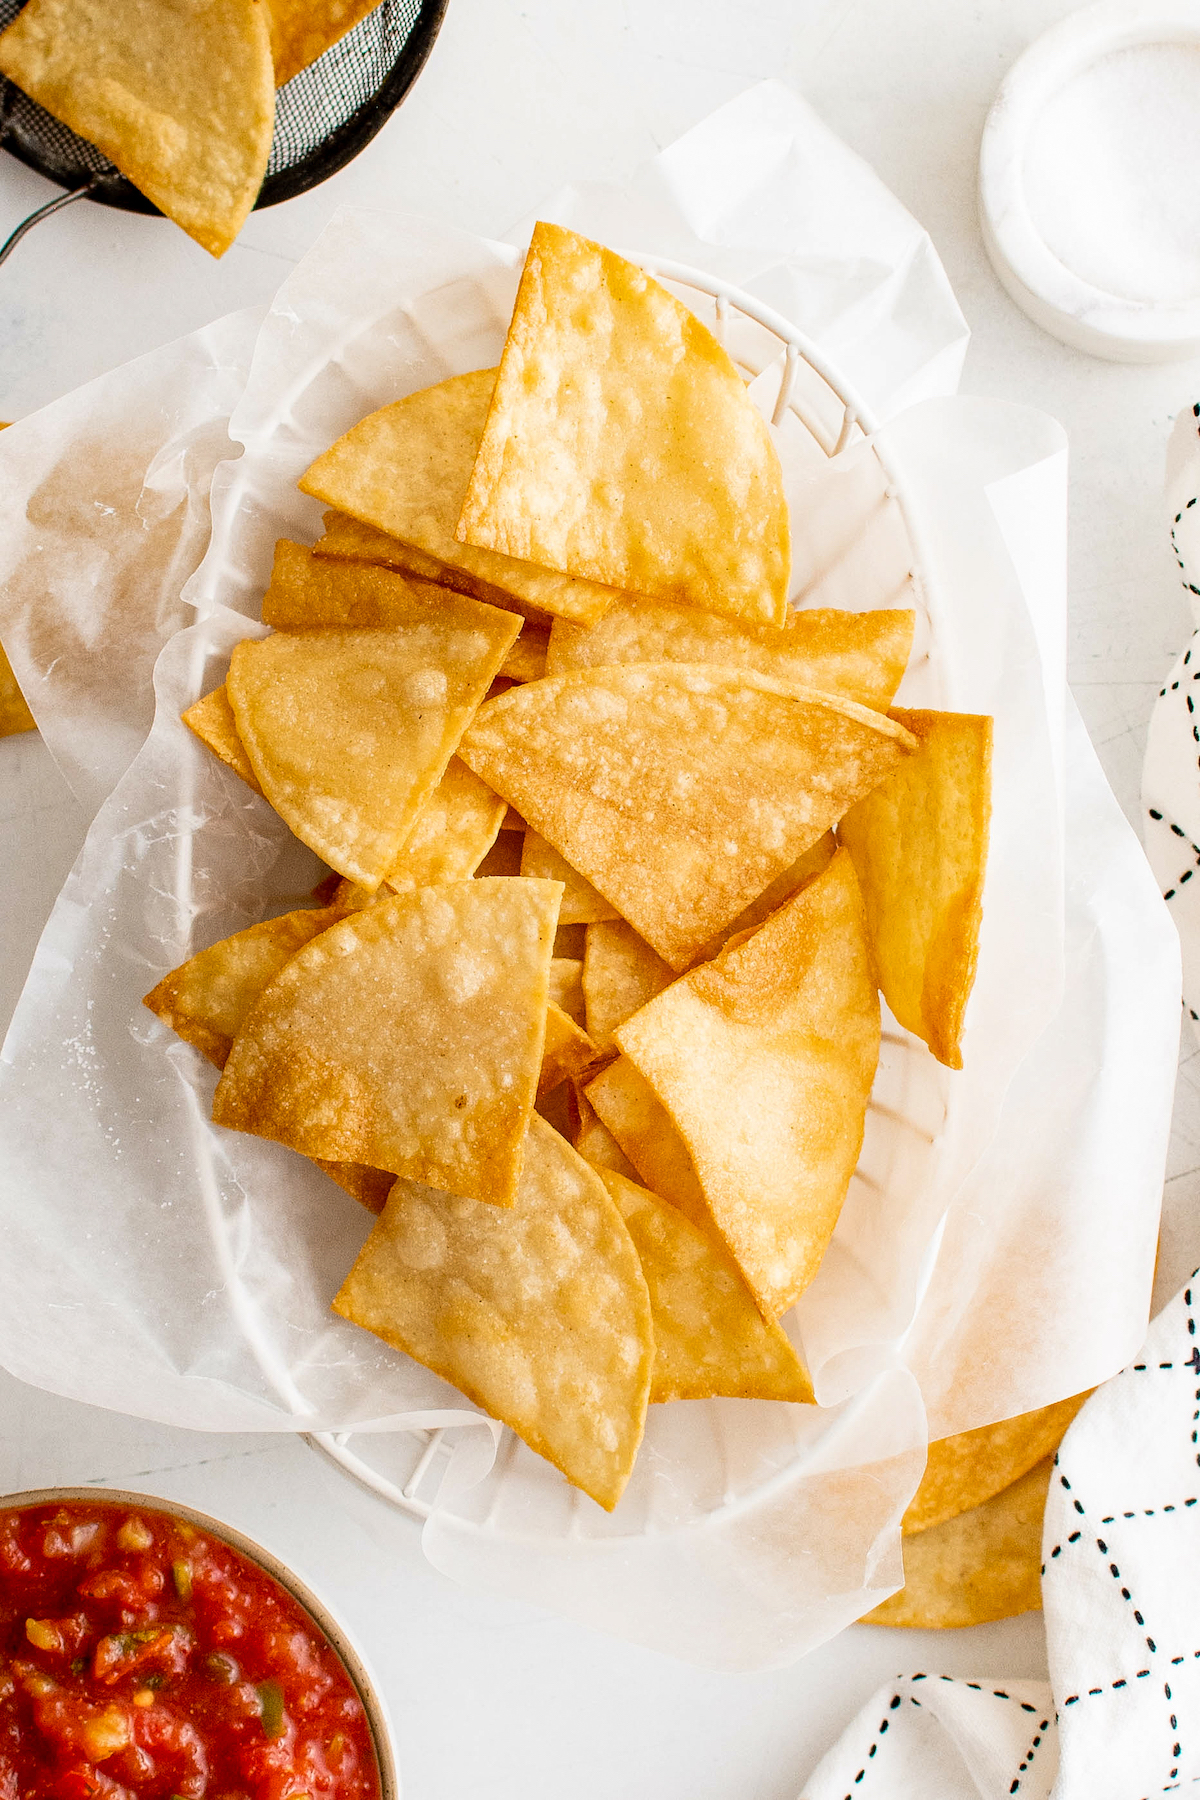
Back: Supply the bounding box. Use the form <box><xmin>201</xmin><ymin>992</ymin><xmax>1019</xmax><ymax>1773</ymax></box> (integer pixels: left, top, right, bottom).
<box><xmin>0</xmin><ymin>1500</ymin><xmax>383</xmax><ymax>1800</ymax></box>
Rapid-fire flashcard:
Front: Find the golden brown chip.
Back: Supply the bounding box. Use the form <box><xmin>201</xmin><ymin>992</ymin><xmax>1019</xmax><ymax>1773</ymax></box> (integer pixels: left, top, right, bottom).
<box><xmin>316</xmin><ymin>1160</ymin><xmax>395</xmax><ymax>1215</ymax></box>
<box><xmin>458</xmin><ymin>223</ymin><xmax>790</xmax><ymax>627</ymax></box>
<box><xmin>546</xmin><ymin>600</ymin><xmax>914</xmax><ymax>711</ymax></box>
<box><xmin>838</xmin><ymin>709</ymin><xmax>991</xmax><ymax>1069</ymax></box>
<box><xmin>0</xmin><ymin>643</ymin><xmax>35</xmax><ymax>737</ymax></box>
<box><xmin>572</xmin><ymin>1088</ymin><xmax>638</xmax><ymax>1181</ymax></box>
<box><xmin>539</xmin><ymin>1003</ymin><xmax>601</xmax><ymax>1097</ymax></box>
<box><xmin>0</xmin><ymin>0</ymin><xmax>275</xmax><ymax>258</ymax></box>
<box><xmin>261</xmin><ymin>538</ymin><xmax>478</xmax><ymax>629</ymax></box>
<box><xmin>266</xmin><ymin>0</ymin><xmax>378</xmax><ymax>85</ymax></box>
<box><xmin>582</xmin><ymin>920</ymin><xmax>674</xmax><ymax>1054</ymax></box>
<box><xmin>384</xmin><ymin>757</ymin><xmax>506</xmax><ymax>891</ymax></box>
<box><xmin>520</xmin><ymin>831</ymin><xmax>619</xmax><ymax>925</ymax></box>
<box><xmin>212</xmin><ymin>879</ymin><xmax>562</xmax><ymax>1207</ymax></box>
<box><xmin>315</xmin><ymin>512</ymin><xmax>555</xmax><ymax>631</ymax></box>
<box><xmin>300</xmin><ymin>370</ymin><xmax>620</xmax><ymax>627</ymax></box>
<box><xmin>903</xmin><ymin>1393</ymin><xmax>1091</xmax><ymax>1536</ymax></box>
<box><xmin>548</xmin><ymin>957</ymin><xmax>585</xmax><ymax>1025</ymax></box>
<box><xmin>182</xmin><ymin>685</ymin><xmax>262</xmax><ymax>793</ymax></box>
<box><xmin>459</xmin><ymin>664</ymin><xmax>915</xmax><ymax>970</ymax></box>
<box><xmin>585</xmin><ymin>1056</ymin><xmax>710</xmax><ymax>1234</ymax></box>
<box><xmin>227</xmin><ymin>605</ymin><xmax>518</xmax><ymax>886</ymax></box>
<box><xmin>598</xmin><ymin>1169</ymin><xmax>813</xmax><ymax>1406</ymax></box>
<box><xmin>864</xmin><ymin>1457</ymin><xmax>1052</xmax><ymax>1629</ymax></box>
<box><xmin>143</xmin><ymin>906</ymin><xmax>341</xmax><ymax>1069</ymax></box>
<box><xmin>500</xmin><ymin>631</ymin><xmax>550</xmax><ymax>683</ymax></box>
<box><xmin>616</xmin><ymin>851</ymin><xmax>880</xmax><ymax>1318</ymax></box>
<box><xmin>693</xmin><ymin>831</ymin><xmax>837</xmax><ymax>962</ymax></box>
<box><xmin>332</xmin><ymin>1114</ymin><xmax>654</xmax><ymax>1510</ymax></box>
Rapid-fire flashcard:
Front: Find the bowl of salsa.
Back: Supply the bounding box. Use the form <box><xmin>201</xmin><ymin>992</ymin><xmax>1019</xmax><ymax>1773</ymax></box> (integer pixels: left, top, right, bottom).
<box><xmin>0</xmin><ymin>1488</ymin><xmax>397</xmax><ymax>1800</ymax></box>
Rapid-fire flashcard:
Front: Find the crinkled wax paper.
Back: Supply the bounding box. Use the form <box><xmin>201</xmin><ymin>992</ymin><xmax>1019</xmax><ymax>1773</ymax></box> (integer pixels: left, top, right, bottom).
<box><xmin>0</xmin><ymin>83</ymin><xmax>1179</xmax><ymax>1666</ymax></box>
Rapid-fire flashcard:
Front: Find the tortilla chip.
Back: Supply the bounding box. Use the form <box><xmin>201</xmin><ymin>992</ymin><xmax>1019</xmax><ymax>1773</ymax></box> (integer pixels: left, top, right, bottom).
<box><xmin>616</xmin><ymin>851</ymin><xmax>879</xmax><ymax>1318</ymax></box>
<box><xmin>314</xmin><ymin>510</ymin><xmax>448</xmax><ymax>580</ymax></box>
<box><xmin>546</xmin><ymin>600</ymin><xmax>914</xmax><ymax>712</ymax></box>
<box><xmin>548</xmin><ymin>957</ymin><xmax>585</xmax><ymax>1025</ymax></box>
<box><xmin>599</xmin><ymin>1169</ymin><xmax>813</xmax><ymax>1406</ymax></box>
<box><xmin>333</xmin><ymin>1114</ymin><xmax>653</xmax><ymax>1510</ymax></box>
<box><xmin>838</xmin><ymin>709</ymin><xmax>992</xmax><ymax>1069</ymax></box>
<box><xmin>182</xmin><ymin>685</ymin><xmax>263</xmax><ymax>793</ymax></box>
<box><xmin>227</xmin><ymin>607</ymin><xmax>519</xmax><ymax>886</ymax></box>
<box><xmin>315</xmin><ymin>1160</ymin><xmax>395</xmax><ymax>1215</ymax></box>
<box><xmin>0</xmin><ymin>644</ymin><xmax>35</xmax><ymax>737</ymax></box>
<box><xmin>212</xmin><ymin>879</ymin><xmax>562</xmax><ymax>1207</ymax></box>
<box><xmin>520</xmin><ymin>830</ymin><xmax>619</xmax><ymax>925</ymax></box>
<box><xmin>261</xmin><ymin>537</ymin><xmax>481</xmax><ymax>629</ymax></box>
<box><xmin>459</xmin><ymin>664</ymin><xmax>915</xmax><ymax>970</ymax></box>
<box><xmin>904</xmin><ymin>1393</ymin><xmax>1091</xmax><ymax>1536</ymax></box>
<box><xmin>582</xmin><ymin>920</ymin><xmax>674</xmax><ymax>1054</ymax></box>
<box><xmin>572</xmin><ymin>1089</ymin><xmax>638</xmax><ymax>1180</ymax></box>
<box><xmin>384</xmin><ymin>756</ymin><xmax>506</xmax><ymax>891</ymax></box>
<box><xmin>266</xmin><ymin>0</ymin><xmax>378</xmax><ymax>86</ymax></box>
<box><xmin>500</xmin><ymin>631</ymin><xmax>549</xmax><ymax>683</ymax></box>
<box><xmin>539</xmin><ymin>1003</ymin><xmax>601</xmax><ymax>1097</ymax></box>
<box><xmin>693</xmin><ymin>831</ymin><xmax>837</xmax><ymax>962</ymax></box>
<box><xmin>300</xmin><ymin>370</ymin><xmax>620</xmax><ymax>627</ymax></box>
<box><xmin>144</xmin><ymin>906</ymin><xmax>340</xmax><ymax>1069</ymax></box>
<box><xmin>585</xmin><ymin>1056</ymin><xmax>710</xmax><ymax>1234</ymax></box>
<box><xmin>864</xmin><ymin>1457</ymin><xmax>1052</xmax><ymax>1629</ymax></box>
<box><xmin>0</xmin><ymin>0</ymin><xmax>275</xmax><ymax>258</ymax></box>
<box><xmin>458</xmin><ymin>223</ymin><xmax>790</xmax><ymax>628</ymax></box>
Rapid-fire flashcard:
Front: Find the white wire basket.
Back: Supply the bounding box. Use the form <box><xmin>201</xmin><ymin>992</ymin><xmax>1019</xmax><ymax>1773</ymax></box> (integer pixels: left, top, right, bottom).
<box><xmin>305</xmin><ymin>255</ymin><xmax>948</xmax><ymax>1524</ymax></box>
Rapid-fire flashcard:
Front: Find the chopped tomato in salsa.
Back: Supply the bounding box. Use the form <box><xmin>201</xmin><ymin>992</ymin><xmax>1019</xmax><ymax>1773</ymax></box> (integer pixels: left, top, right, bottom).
<box><xmin>0</xmin><ymin>1501</ymin><xmax>382</xmax><ymax>1800</ymax></box>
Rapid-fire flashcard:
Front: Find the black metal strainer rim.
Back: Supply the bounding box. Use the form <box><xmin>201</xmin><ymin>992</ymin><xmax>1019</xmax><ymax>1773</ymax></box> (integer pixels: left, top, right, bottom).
<box><xmin>0</xmin><ymin>0</ymin><xmax>448</xmax><ymax>217</ymax></box>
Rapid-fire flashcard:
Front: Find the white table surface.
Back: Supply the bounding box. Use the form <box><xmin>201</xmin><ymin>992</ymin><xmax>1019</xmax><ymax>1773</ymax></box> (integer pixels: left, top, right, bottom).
<box><xmin>1</xmin><ymin>2</ymin><xmax>1198</xmax><ymax>1795</ymax></box>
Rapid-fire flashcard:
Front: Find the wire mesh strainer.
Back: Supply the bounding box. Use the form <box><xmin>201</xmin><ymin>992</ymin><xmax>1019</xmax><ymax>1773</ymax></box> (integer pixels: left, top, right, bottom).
<box><xmin>0</xmin><ymin>0</ymin><xmax>447</xmax><ymax>260</ymax></box>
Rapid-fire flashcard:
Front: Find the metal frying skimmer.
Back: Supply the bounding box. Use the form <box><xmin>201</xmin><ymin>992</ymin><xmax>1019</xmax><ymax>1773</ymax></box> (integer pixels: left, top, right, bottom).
<box><xmin>0</xmin><ymin>0</ymin><xmax>448</xmax><ymax>264</ymax></box>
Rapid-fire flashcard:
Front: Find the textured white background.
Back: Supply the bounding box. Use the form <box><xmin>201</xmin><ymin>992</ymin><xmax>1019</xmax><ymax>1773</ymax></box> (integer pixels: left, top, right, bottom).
<box><xmin>0</xmin><ymin>2</ymin><xmax>1196</xmax><ymax>1795</ymax></box>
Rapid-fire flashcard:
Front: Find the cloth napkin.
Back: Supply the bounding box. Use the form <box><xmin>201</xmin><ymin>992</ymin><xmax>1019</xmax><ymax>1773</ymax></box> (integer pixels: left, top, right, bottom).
<box><xmin>801</xmin><ymin>1266</ymin><xmax>1200</xmax><ymax>1798</ymax></box>
<box><xmin>1143</xmin><ymin>405</ymin><xmax>1200</xmax><ymax>1045</ymax></box>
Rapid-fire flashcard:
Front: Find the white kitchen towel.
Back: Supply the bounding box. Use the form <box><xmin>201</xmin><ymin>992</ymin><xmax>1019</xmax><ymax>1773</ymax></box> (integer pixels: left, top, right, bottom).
<box><xmin>800</xmin><ymin>1269</ymin><xmax>1200</xmax><ymax>1799</ymax></box>
<box><xmin>1143</xmin><ymin>404</ymin><xmax>1200</xmax><ymax>1045</ymax></box>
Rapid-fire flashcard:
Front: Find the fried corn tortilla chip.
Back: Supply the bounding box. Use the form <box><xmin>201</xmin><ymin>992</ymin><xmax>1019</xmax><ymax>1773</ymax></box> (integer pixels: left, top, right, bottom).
<box><xmin>585</xmin><ymin>1056</ymin><xmax>710</xmax><ymax>1234</ymax></box>
<box><xmin>599</xmin><ymin>1170</ymin><xmax>813</xmax><ymax>1406</ymax></box>
<box><xmin>384</xmin><ymin>757</ymin><xmax>506</xmax><ymax>891</ymax></box>
<box><xmin>500</xmin><ymin>631</ymin><xmax>549</xmax><ymax>683</ymax></box>
<box><xmin>212</xmin><ymin>879</ymin><xmax>562</xmax><ymax>1207</ymax></box>
<box><xmin>904</xmin><ymin>1392</ymin><xmax>1091</xmax><ymax>1536</ymax></box>
<box><xmin>520</xmin><ymin>830</ymin><xmax>619</xmax><ymax>925</ymax></box>
<box><xmin>693</xmin><ymin>831</ymin><xmax>837</xmax><ymax>962</ymax></box>
<box><xmin>572</xmin><ymin>1089</ymin><xmax>638</xmax><ymax>1180</ymax></box>
<box><xmin>548</xmin><ymin>957</ymin><xmax>585</xmax><ymax>1024</ymax></box>
<box><xmin>227</xmin><ymin>606</ymin><xmax>519</xmax><ymax>886</ymax></box>
<box><xmin>546</xmin><ymin>600</ymin><xmax>914</xmax><ymax>712</ymax></box>
<box><xmin>300</xmin><ymin>370</ymin><xmax>620</xmax><ymax>627</ymax></box>
<box><xmin>182</xmin><ymin>685</ymin><xmax>263</xmax><ymax>793</ymax></box>
<box><xmin>315</xmin><ymin>511</ymin><xmax>556</xmax><ymax>632</ymax></box>
<box><xmin>582</xmin><ymin>920</ymin><xmax>674</xmax><ymax>1054</ymax></box>
<box><xmin>459</xmin><ymin>664</ymin><xmax>915</xmax><ymax>970</ymax></box>
<box><xmin>0</xmin><ymin>643</ymin><xmax>35</xmax><ymax>737</ymax></box>
<box><xmin>315</xmin><ymin>1160</ymin><xmax>395</xmax><ymax>1215</ymax></box>
<box><xmin>333</xmin><ymin>1113</ymin><xmax>653</xmax><ymax>1510</ymax></box>
<box><xmin>144</xmin><ymin>906</ymin><xmax>341</xmax><ymax>1070</ymax></box>
<box><xmin>864</xmin><ymin>1457</ymin><xmax>1052</xmax><ymax>1629</ymax></box>
<box><xmin>266</xmin><ymin>0</ymin><xmax>378</xmax><ymax>85</ymax></box>
<box><xmin>458</xmin><ymin>223</ymin><xmax>790</xmax><ymax>627</ymax></box>
<box><xmin>539</xmin><ymin>1003</ymin><xmax>601</xmax><ymax>1097</ymax></box>
<box><xmin>616</xmin><ymin>851</ymin><xmax>880</xmax><ymax>1318</ymax></box>
<box><xmin>0</xmin><ymin>0</ymin><xmax>275</xmax><ymax>258</ymax></box>
<box><xmin>261</xmin><ymin>538</ymin><xmax>472</xmax><ymax>628</ymax></box>
<box><xmin>838</xmin><ymin>709</ymin><xmax>992</xmax><ymax>1069</ymax></box>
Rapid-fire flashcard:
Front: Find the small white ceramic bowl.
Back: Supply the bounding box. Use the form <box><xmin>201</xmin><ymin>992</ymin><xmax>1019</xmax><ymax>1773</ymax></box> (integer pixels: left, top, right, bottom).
<box><xmin>980</xmin><ymin>0</ymin><xmax>1200</xmax><ymax>361</ymax></box>
<box><xmin>0</xmin><ymin>1486</ymin><xmax>399</xmax><ymax>1800</ymax></box>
